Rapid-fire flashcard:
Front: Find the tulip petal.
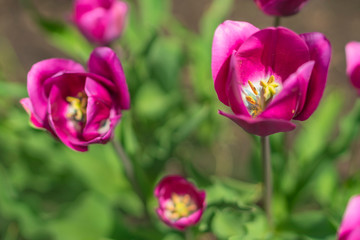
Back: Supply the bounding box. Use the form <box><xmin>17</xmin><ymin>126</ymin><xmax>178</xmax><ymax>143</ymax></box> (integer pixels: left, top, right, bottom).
<box><xmin>338</xmin><ymin>196</ymin><xmax>360</xmax><ymax>240</ymax></box>
<box><xmin>88</xmin><ymin>47</ymin><xmax>130</xmax><ymax>110</ymax></box>
<box><xmin>20</xmin><ymin>98</ymin><xmax>45</xmax><ymax>129</ymax></box>
<box><xmin>219</xmin><ymin>110</ymin><xmax>296</xmax><ymax>136</ymax></box>
<box><xmin>294</xmin><ymin>32</ymin><xmax>331</xmax><ymax>120</ymax></box>
<box><xmin>104</xmin><ymin>1</ymin><xmax>128</xmax><ymax>42</ymax></box>
<box><xmin>78</xmin><ymin>8</ymin><xmax>107</xmax><ymax>43</ymax></box>
<box><xmin>236</xmin><ymin>27</ymin><xmax>310</xmax><ymax>84</ymax></box>
<box><xmin>47</xmin><ymin>85</ymin><xmax>88</xmax><ymax>152</ymax></box>
<box><xmin>27</xmin><ymin>59</ymin><xmax>85</xmax><ymax>124</ymax></box>
<box><xmin>212</xmin><ymin>21</ymin><xmax>259</xmax><ymax>105</ymax></box>
<box><xmin>255</xmin><ymin>0</ymin><xmax>309</xmax><ymax>16</ymax></box>
<box><xmin>83</xmin><ymin>77</ymin><xmax>120</xmax><ymax>142</ymax></box>
<box><xmin>260</xmin><ymin>61</ymin><xmax>314</xmax><ymax>120</ymax></box>
<box><xmin>346</xmin><ymin>41</ymin><xmax>360</xmax><ymax>89</ymax></box>
<box><xmin>347</xmin><ymin>228</ymin><xmax>360</xmax><ymax>240</ymax></box>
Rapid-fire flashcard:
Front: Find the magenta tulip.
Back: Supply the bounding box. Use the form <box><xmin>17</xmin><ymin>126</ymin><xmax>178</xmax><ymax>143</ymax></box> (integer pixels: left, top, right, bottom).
<box><xmin>346</xmin><ymin>41</ymin><xmax>360</xmax><ymax>94</ymax></box>
<box><xmin>72</xmin><ymin>0</ymin><xmax>128</xmax><ymax>45</ymax></box>
<box><xmin>254</xmin><ymin>0</ymin><xmax>310</xmax><ymax>16</ymax></box>
<box><xmin>154</xmin><ymin>176</ymin><xmax>206</xmax><ymax>231</ymax></box>
<box><xmin>212</xmin><ymin>21</ymin><xmax>331</xmax><ymax>136</ymax></box>
<box><xmin>338</xmin><ymin>195</ymin><xmax>360</xmax><ymax>240</ymax></box>
<box><xmin>20</xmin><ymin>47</ymin><xmax>130</xmax><ymax>152</ymax></box>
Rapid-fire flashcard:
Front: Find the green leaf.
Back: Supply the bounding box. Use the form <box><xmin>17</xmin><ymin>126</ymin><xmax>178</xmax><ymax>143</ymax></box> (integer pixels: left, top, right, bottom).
<box><xmin>294</xmin><ymin>91</ymin><xmax>344</xmax><ymax>165</ymax></box>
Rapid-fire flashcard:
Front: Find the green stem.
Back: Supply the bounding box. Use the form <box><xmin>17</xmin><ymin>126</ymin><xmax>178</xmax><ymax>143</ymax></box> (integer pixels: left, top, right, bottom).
<box><xmin>261</xmin><ymin>136</ymin><xmax>273</xmax><ymax>227</ymax></box>
<box><xmin>111</xmin><ymin>138</ymin><xmax>150</xmax><ymax>220</ymax></box>
<box><xmin>274</xmin><ymin>16</ymin><xmax>281</xmax><ymax>27</ymax></box>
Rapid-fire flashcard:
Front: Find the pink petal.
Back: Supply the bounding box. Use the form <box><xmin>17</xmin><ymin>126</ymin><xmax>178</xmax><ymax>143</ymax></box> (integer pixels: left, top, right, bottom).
<box><xmin>236</xmin><ymin>27</ymin><xmax>310</xmax><ymax>84</ymax></box>
<box><xmin>88</xmin><ymin>47</ymin><xmax>130</xmax><ymax>110</ymax></box>
<box><xmin>104</xmin><ymin>1</ymin><xmax>128</xmax><ymax>42</ymax></box>
<box><xmin>254</xmin><ymin>0</ymin><xmax>309</xmax><ymax>16</ymax></box>
<box><xmin>20</xmin><ymin>98</ymin><xmax>44</xmax><ymax>129</ymax></box>
<box><xmin>338</xmin><ymin>196</ymin><xmax>360</xmax><ymax>240</ymax></box>
<box><xmin>27</xmin><ymin>58</ymin><xmax>85</xmax><ymax>123</ymax></box>
<box><xmin>260</xmin><ymin>61</ymin><xmax>314</xmax><ymax>120</ymax></box>
<box><xmin>294</xmin><ymin>32</ymin><xmax>331</xmax><ymax>120</ymax></box>
<box><xmin>346</xmin><ymin>41</ymin><xmax>360</xmax><ymax>89</ymax></box>
<box><xmin>219</xmin><ymin>110</ymin><xmax>296</xmax><ymax>136</ymax></box>
<box><xmin>212</xmin><ymin>21</ymin><xmax>259</xmax><ymax>106</ymax></box>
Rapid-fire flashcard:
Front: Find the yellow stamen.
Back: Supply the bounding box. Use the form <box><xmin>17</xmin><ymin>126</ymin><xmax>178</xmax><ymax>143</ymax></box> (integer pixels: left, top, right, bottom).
<box><xmin>66</xmin><ymin>92</ymin><xmax>87</xmax><ymax>122</ymax></box>
<box><xmin>248</xmin><ymin>80</ymin><xmax>258</xmax><ymax>95</ymax></box>
<box><xmin>165</xmin><ymin>193</ymin><xmax>198</xmax><ymax>221</ymax></box>
<box><xmin>260</xmin><ymin>75</ymin><xmax>279</xmax><ymax>99</ymax></box>
<box><xmin>246</xmin><ymin>96</ymin><xmax>257</xmax><ymax>105</ymax></box>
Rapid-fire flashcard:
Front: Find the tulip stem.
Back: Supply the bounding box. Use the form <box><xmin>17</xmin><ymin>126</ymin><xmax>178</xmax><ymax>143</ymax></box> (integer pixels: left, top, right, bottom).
<box><xmin>261</xmin><ymin>136</ymin><xmax>273</xmax><ymax>227</ymax></box>
<box><xmin>274</xmin><ymin>16</ymin><xmax>281</xmax><ymax>27</ymax></box>
<box><xmin>111</xmin><ymin>138</ymin><xmax>150</xmax><ymax>220</ymax></box>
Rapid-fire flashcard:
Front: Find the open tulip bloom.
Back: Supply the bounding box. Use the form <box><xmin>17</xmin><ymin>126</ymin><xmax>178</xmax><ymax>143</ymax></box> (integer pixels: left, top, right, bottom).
<box><xmin>346</xmin><ymin>41</ymin><xmax>360</xmax><ymax>94</ymax></box>
<box><xmin>254</xmin><ymin>0</ymin><xmax>309</xmax><ymax>17</ymax></box>
<box><xmin>212</xmin><ymin>21</ymin><xmax>331</xmax><ymax>136</ymax></box>
<box><xmin>154</xmin><ymin>176</ymin><xmax>206</xmax><ymax>231</ymax></box>
<box><xmin>338</xmin><ymin>195</ymin><xmax>360</xmax><ymax>240</ymax></box>
<box><xmin>72</xmin><ymin>0</ymin><xmax>128</xmax><ymax>45</ymax></box>
<box><xmin>21</xmin><ymin>47</ymin><xmax>130</xmax><ymax>152</ymax></box>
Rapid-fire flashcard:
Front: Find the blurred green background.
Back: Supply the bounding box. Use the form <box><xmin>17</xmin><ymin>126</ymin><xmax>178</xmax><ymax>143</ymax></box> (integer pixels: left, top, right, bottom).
<box><xmin>1</xmin><ymin>0</ymin><xmax>360</xmax><ymax>239</ymax></box>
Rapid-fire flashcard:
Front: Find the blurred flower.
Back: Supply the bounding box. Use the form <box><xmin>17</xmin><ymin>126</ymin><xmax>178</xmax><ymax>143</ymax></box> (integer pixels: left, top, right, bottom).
<box><xmin>254</xmin><ymin>0</ymin><xmax>309</xmax><ymax>16</ymax></box>
<box><xmin>346</xmin><ymin>41</ymin><xmax>360</xmax><ymax>94</ymax></box>
<box><xmin>21</xmin><ymin>47</ymin><xmax>130</xmax><ymax>152</ymax></box>
<box><xmin>338</xmin><ymin>195</ymin><xmax>360</xmax><ymax>240</ymax></box>
<box><xmin>154</xmin><ymin>175</ymin><xmax>206</xmax><ymax>230</ymax></box>
<box><xmin>212</xmin><ymin>21</ymin><xmax>331</xmax><ymax>136</ymax></box>
<box><xmin>72</xmin><ymin>0</ymin><xmax>128</xmax><ymax>45</ymax></box>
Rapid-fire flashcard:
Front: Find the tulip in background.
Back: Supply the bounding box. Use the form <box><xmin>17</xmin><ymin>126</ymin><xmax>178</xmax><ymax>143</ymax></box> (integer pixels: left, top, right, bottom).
<box><xmin>346</xmin><ymin>41</ymin><xmax>360</xmax><ymax>94</ymax></box>
<box><xmin>72</xmin><ymin>0</ymin><xmax>128</xmax><ymax>45</ymax></box>
<box><xmin>254</xmin><ymin>0</ymin><xmax>309</xmax><ymax>16</ymax></box>
<box><xmin>21</xmin><ymin>47</ymin><xmax>130</xmax><ymax>152</ymax></box>
<box><xmin>338</xmin><ymin>195</ymin><xmax>360</xmax><ymax>240</ymax></box>
<box><xmin>154</xmin><ymin>175</ymin><xmax>206</xmax><ymax>231</ymax></box>
<box><xmin>211</xmin><ymin>21</ymin><xmax>331</xmax><ymax>136</ymax></box>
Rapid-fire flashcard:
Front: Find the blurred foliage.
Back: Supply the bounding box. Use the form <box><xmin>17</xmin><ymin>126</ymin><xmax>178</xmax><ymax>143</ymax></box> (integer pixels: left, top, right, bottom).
<box><xmin>1</xmin><ymin>0</ymin><xmax>360</xmax><ymax>239</ymax></box>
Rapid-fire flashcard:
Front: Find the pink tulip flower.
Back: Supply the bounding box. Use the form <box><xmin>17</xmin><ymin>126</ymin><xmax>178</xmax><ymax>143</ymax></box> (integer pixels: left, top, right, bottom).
<box><xmin>154</xmin><ymin>176</ymin><xmax>206</xmax><ymax>231</ymax></box>
<box><xmin>338</xmin><ymin>195</ymin><xmax>360</xmax><ymax>240</ymax></box>
<box><xmin>72</xmin><ymin>0</ymin><xmax>128</xmax><ymax>45</ymax></box>
<box><xmin>346</xmin><ymin>41</ymin><xmax>360</xmax><ymax>94</ymax></box>
<box><xmin>254</xmin><ymin>0</ymin><xmax>309</xmax><ymax>16</ymax></box>
<box><xmin>212</xmin><ymin>21</ymin><xmax>331</xmax><ymax>136</ymax></box>
<box><xmin>20</xmin><ymin>47</ymin><xmax>130</xmax><ymax>152</ymax></box>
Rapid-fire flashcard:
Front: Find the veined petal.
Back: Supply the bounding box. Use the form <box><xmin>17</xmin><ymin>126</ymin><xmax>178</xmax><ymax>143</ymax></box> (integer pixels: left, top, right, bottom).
<box><xmin>346</xmin><ymin>41</ymin><xmax>360</xmax><ymax>89</ymax></box>
<box><xmin>212</xmin><ymin>21</ymin><xmax>259</xmax><ymax>105</ymax></box>
<box><xmin>338</xmin><ymin>196</ymin><xmax>360</xmax><ymax>240</ymax></box>
<box><xmin>294</xmin><ymin>32</ymin><xmax>331</xmax><ymax>120</ymax></box>
<box><xmin>88</xmin><ymin>47</ymin><xmax>130</xmax><ymax>110</ymax></box>
<box><xmin>260</xmin><ymin>61</ymin><xmax>314</xmax><ymax>120</ymax></box>
<box><xmin>219</xmin><ymin>110</ymin><xmax>296</xmax><ymax>136</ymax></box>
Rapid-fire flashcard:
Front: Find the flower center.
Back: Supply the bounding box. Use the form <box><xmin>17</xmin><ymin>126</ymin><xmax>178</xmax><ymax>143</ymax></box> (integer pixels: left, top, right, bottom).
<box><xmin>242</xmin><ymin>75</ymin><xmax>280</xmax><ymax>117</ymax></box>
<box><xmin>66</xmin><ymin>92</ymin><xmax>87</xmax><ymax>122</ymax></box>
<box><xmin>164</xmin><ymin>193</ymin><xmax>198</xmax><ymax>221</ymax></box>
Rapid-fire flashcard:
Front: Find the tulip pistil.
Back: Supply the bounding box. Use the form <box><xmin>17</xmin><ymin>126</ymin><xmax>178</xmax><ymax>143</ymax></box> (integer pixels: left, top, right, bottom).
<box><xmin>164</xmin><ymin>193</ymin><xmax>198</xmax><ymax>221</ymax></box>
<box><xmin>66</xmin><ymin>92</ymin><xmax>87</xmax><ymax>122</ymax></box>
<box><xmin>244</xmin><ymin>75</ymin><xmax>279</xmax><ymax>117</ymax></box>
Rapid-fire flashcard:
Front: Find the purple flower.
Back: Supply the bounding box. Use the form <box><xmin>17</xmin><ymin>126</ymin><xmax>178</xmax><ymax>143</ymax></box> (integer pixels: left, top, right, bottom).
<box><xmin>254</xmin><ymin>0</ymin><xmax>309</xmax><ymax>16</ymax></box>
<box><xmin>20</xmin><ymin>47</ymin><xmax>130</xmax><ymax>152</ymax></box>
<box><xmin>338</xmin><ymin>195</ymin><xmax>360</xmax><ymax>240</ymax></box>
<box><xmin>72</xmin><ymin>0</ymin><xmax>128</xmax><ymax>45</ymax></box>
<box><xmin>211</xmin><ymin>21</ymin><xmax>331</xmax><ymax>136</ymax></box>
<box><xmin>154</xmin><ymin>176</ymin><xmax>206</xmax><ymax>231</ymax></box>
<box><xmin>346</xmin><ymin>41</ymin><xmax>360</xmax><ymax>94</ymax></box>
